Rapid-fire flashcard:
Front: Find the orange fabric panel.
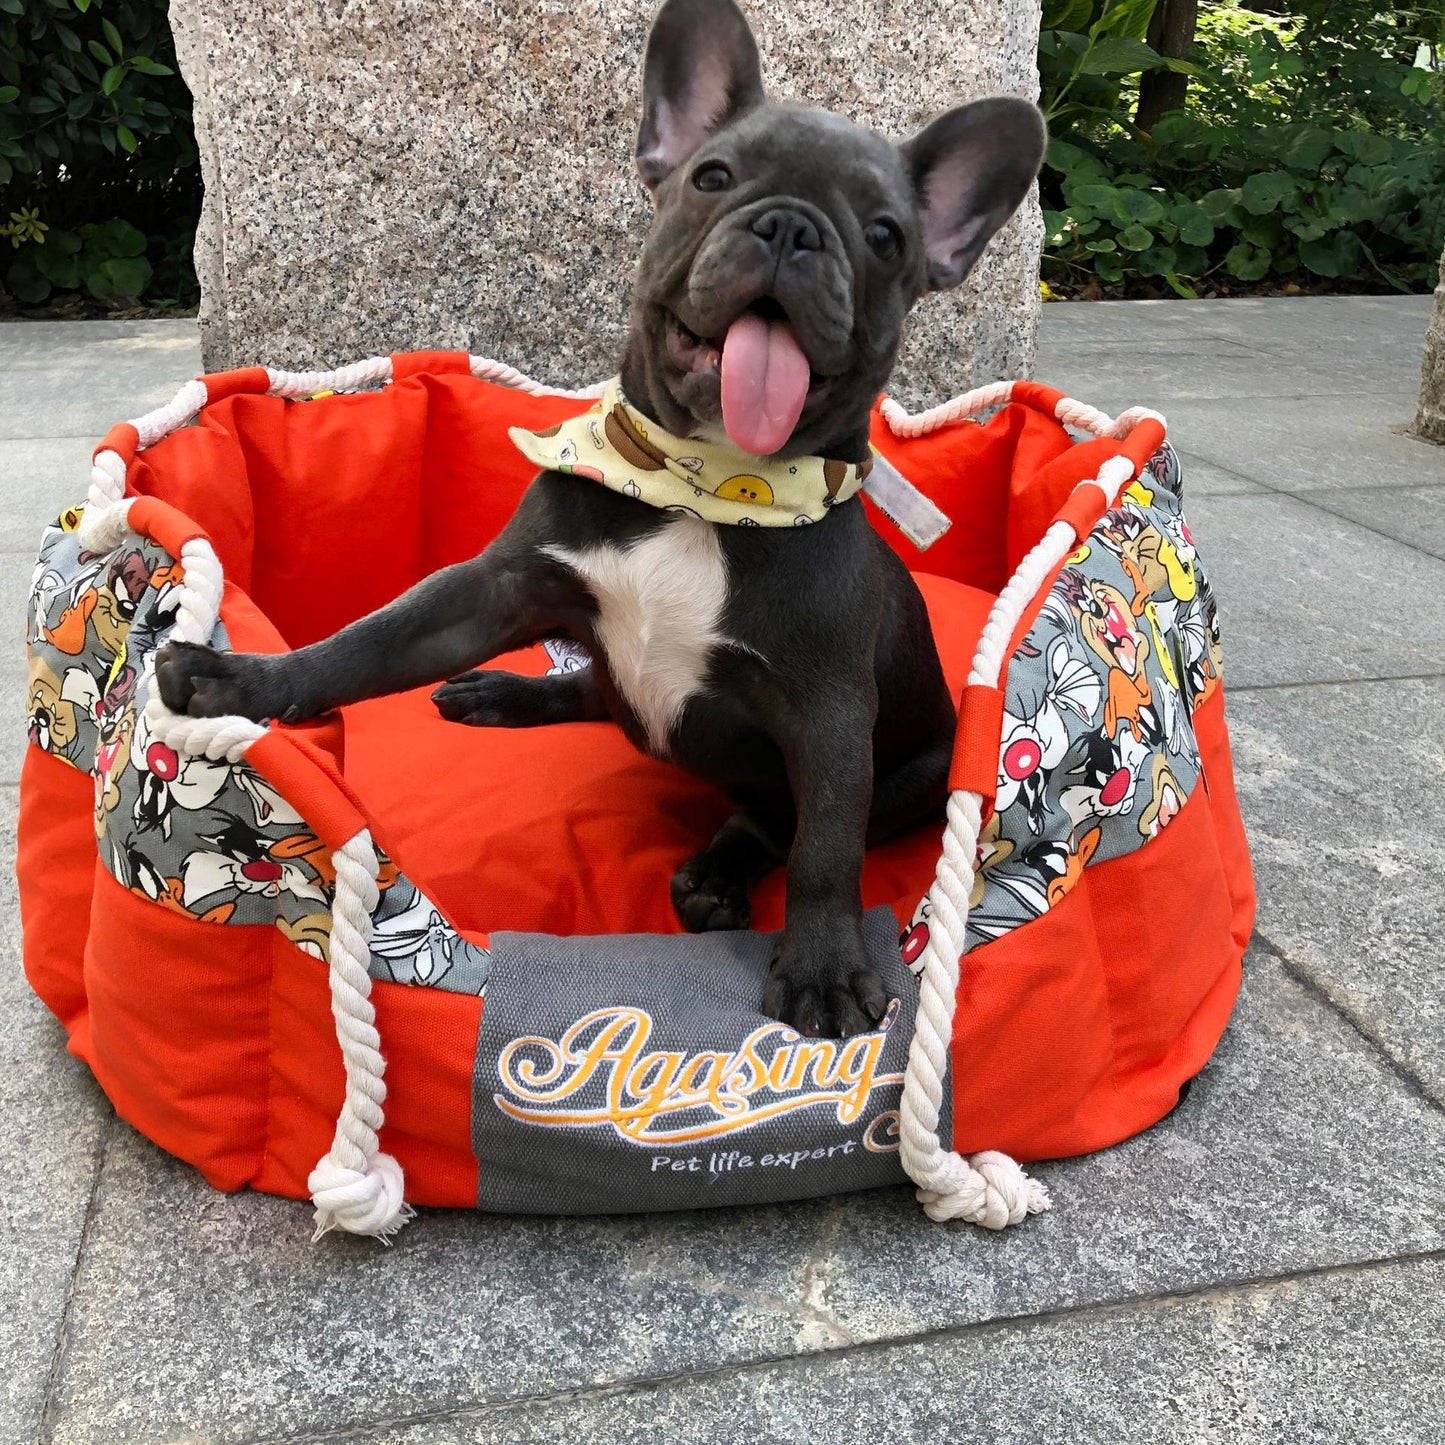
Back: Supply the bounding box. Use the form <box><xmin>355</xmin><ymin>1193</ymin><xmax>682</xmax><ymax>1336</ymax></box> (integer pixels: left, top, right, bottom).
<box><xmin>1055</xmin><ymin>482</ymin><xmax>1108</xmax><ymax>542</ymax></box>
<box><xmin>869</xmin><ymin>403</ymin><xmax>1074</xmax><ymax>594</ymax></box>
<box><xmin>202</xmin><ymin>366</ymin><xmax>271</xmax><ymax>403</ymax></box>
<box><xmin>392</xmin><ymin>350</ymin><xmax>471</xmax><ymax>380</ymax></box>
<box><xmin>949</xmin><ymin>684</ymin><xmax>1005</xmax><ymax>799</ymax></box>
<box><xmin>952</xmin><ymin>777</ymin><xmax>1242</xmax><ymax>1161</ymax></box>
<box><xmin>127</xmin><ymin>494</ymin><xmax>212</xmax><ymax>559</ymax></box>
<box><xmin>81</xmin><ymin>868</ymin><xmax>272</xmax><ymax>1191</ymax></box>
<box><xmin>259</xmin><ymin>949</ymin><xmax>482</xmax><ymax>1207</ymax></box>
<box><xmin>94</xmin><ymin>422</ymin><xmax>138</xmax><ymax>465</ymax></box>
<box><xmin>244</xmin><ymin>731</ymin><xmax>370</xmax><ymax>853</ymax></box>
<box><xmin>1192</xmin><ymin>685</ymin><xmax>1257</xmax><ymax>955</ymax></box>
<box><xmin>17</xmin><ymin>746</ymin><xmax>96</xmax><ymax>1030</ymax></box>
<box><xmin>129</xmin><ymin>413</ymin><xmax>258</xmax><ymax>594</ymax></box>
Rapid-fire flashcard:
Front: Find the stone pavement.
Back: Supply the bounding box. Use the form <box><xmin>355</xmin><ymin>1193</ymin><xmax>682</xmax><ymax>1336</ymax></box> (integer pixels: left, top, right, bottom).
<box><xmin>2</xmin><ymin>298</ymin><xmax>1442</xmax><ymax>1445</ymax></box>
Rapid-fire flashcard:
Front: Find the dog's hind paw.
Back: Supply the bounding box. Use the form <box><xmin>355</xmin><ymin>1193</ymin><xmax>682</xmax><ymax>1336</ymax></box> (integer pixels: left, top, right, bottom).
<box><xmin>670</xmin><ymin>862</ymin><xmax>752</xmax><ymax>933</ymax></box>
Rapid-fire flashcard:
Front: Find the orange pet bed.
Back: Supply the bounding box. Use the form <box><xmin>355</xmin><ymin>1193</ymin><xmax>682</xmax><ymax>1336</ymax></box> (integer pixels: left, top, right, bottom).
<box><xmin>20</xmin><ymin>351</ymin><xmax>1253</xmax><ymax>1237</ymax></box>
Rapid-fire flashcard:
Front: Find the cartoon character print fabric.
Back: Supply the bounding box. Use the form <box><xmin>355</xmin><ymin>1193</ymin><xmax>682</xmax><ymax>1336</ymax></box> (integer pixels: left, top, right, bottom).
<box><xmin>26</xmin><ymin>512</ymin><xmax>491</xmax><ymax>994</ymax></box>
<box><xmin>901</xmin><ymin>443</ymin><xmax>1223</xmax><ymax>965</ymax></box>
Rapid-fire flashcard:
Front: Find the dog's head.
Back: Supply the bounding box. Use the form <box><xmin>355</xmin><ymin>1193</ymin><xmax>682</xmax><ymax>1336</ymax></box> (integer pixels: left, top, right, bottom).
<box><xmin>619</xmin><ymin>0</ymin><xmax>1047</xmax><ymax>460</ymax></box>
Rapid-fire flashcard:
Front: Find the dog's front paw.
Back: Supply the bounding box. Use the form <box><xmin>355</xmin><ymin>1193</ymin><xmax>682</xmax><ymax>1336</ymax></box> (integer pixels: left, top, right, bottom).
<box><xmin>763</xmin><ymin>929</ymin><xmax>888</xmax><ymax>1038</ymax></box>
<box><xmin>154</xmin><ymin>641</ymin><xmax>274</xmax><ymax>721</ymax></box>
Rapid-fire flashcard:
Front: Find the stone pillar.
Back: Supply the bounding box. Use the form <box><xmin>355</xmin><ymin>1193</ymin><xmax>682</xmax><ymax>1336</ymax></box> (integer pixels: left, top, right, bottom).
<box><xmin>170</xmin><ymin>0</ymin><xmax>1042</xmax><ymax>404</ymax></box>
<box><xmin>1412</xmin><ymin>243</ymin><xmax>1445</xmax><ymax>445</ymax></box>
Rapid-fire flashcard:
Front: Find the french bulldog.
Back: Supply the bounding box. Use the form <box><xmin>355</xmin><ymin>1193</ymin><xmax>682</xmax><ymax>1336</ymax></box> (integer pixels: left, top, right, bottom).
<box><xmin>155</xmin><ymin>0</ymin><xmax>1046</xmax><ymax>1037</ymax></box>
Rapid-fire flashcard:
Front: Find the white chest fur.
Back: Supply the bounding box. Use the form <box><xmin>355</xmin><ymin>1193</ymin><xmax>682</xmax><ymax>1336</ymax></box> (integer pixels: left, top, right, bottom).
<box><xmin>543</xmin><ymin>516</ymin><xmax>731</xmax><ymax>753</ymax></box>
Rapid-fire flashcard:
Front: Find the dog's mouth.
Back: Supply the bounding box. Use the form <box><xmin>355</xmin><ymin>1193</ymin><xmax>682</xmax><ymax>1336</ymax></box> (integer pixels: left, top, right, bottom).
<box><xmin>665</xmin><ymin>297</ymin><xmax>832</xmax><ymax>456</ymax></box>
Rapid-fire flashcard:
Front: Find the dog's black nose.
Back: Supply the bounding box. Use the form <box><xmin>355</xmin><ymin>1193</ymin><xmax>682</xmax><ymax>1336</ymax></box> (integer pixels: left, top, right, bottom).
<box><xmin>750</xmin><ymin>207</ymin><xmax>823</xmax><ymax>256</ymax></box>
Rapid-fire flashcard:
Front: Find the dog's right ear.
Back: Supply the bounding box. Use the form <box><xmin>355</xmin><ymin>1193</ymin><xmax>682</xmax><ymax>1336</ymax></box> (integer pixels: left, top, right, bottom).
<box><xmin>636</xmin><ymin>0</ymin><xmax>766</xmax><ymax>191</ymax></box>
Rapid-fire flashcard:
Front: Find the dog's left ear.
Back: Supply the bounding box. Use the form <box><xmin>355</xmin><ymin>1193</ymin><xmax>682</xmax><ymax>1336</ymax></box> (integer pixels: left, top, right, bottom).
<box><xmin>900</xmin><ymin>97</ymin><xmax>1048</xmax><ymax>291</ymax></box>
<box><xmin>636</xmin><ymin>0</ymin><xmax>766</xmax><ymax>191</ymax></box>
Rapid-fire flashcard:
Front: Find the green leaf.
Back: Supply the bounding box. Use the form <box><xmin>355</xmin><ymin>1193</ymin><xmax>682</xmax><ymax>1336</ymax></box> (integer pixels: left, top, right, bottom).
<box><xmin>74</xmin><ymin>0</ymin><xmax>92</xmax><ymax>9</ymax></box>
<box><xmin>87</xmin><ymin>217</ymin><xmax>146</xmax><ymax>256</ymax></box>
<box><xmin>5</xmin><ymin>253</ymin><xmax>51</xmax><ymax>304</ymax></box>
<box><xmin>66</xmin><ymin>92</ymin><xmax>90</xmax><ymax>118</ymax></box>
<box><xmin>87</xmin><ymin>40</ymin><xmax>111</xmax><ymax>65</ymax></box>
<box><xmin>1118</xmin><ymin>223</ymin><xmax>1154</xmax><ymax>251</ymax></box>
<box><xmin>1283</xmin><ymin>126</ymin><xmax>1337</xmax><ymax>174</ymax></box>
<box><xmin>1299</xmin><ymin>231</ymin><xmax>1363</xmax><ymax>279</ymax></box>
<box><xmin>1085</xmin><ymin>237</ymin><xmax>1118</xmax><ymax>252</ymax></box>
<box><xmin>1078</xmin><ymin>36</ymin><xmax>1163</xmax><ymax>76</ymax></box>
<box><xmin>1199</xmin><ymin>188</ymin><xmax>1242</xmax><ymax>220</ymax></box>
<box><xmin>1240</xmin><ymin>170</ymin><xmax>1298</xmax><ymax>215</ymax></box>
<box><xmin>55</xmin><ymin>21</ymin><xmax>80</xmax><ymax>51</ymax></box>
<box><xmin>101</xmin><ymin>65</ymin><xmax>124</xmax><ymax>95</ymax></box>
<box><xmin>1096</xmin><ymin>252</ymin><xmax>1125</xmax><ymax>283</ymax></box>
<box><xmin>0</xmin><ymin>0</ymin><xmax>25</xmax><ymax>15</ymax></box>
<box><xmin>129</xmin><ymin>57</ymin><xmax>173</xmax><ymax>77</ymax></box>
<box><xmin>0</xmin><ymin>85</ymin><xmax>17</xmax><ymax>104</ymax></box>
<box><xmin>115</xmin><ymin>122</ymin><xmax>136</xmax><ymax>153</ymax></box>
<box><xmin>87</xmin><ymin>254</ymin><xmax>151</xmax><ymax>300</ymax></box>
<box><xmin>1068</xmin><ymin>181</ymin><xmax>1122</xmax><ymax>211</ymax></box>
<box><xmin>1173</xmin><ymin>205</ymin><xmax>1214</xmax><ymax>247</ymax></box>
<box><xmin>34</xmin><ymin>243</ymin><xmax>79</xmax><ymax>288</ymax></box>
<box><xmin>1117</xmin><ymin>189</ymin><xmax>1166</xmax><ymax>226</ymax></box>
<box><xmin>1163</xmin><ymin>272</ymin><xmax>1198</xmax><ymax>300</ymax></box>
<box><xmin>101</xmin><ymin>17</ymin><xmax>122</xmax><ymax>55</ymax></box>
<box><xmin>1224</xmin><ymin>242</ymin><xmax>1271</xmax><ymax>281</ymax></box>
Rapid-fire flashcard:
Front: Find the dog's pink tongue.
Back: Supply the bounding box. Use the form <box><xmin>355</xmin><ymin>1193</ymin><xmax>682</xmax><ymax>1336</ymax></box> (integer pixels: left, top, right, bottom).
<box><xmin>720</xmin><ymin>312</ymin><xmax>810</xmax><ymax>456</ymax></box>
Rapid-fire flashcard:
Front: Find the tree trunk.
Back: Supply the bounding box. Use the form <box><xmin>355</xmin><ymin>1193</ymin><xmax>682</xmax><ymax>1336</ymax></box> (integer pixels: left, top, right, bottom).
<box><xmin>1411</xmin><ymin>243</ymin><xmax>1445</xmax><ymax>445</ymax></box>
<box><xmin>1136</xmin><ymin>0</ymin><xmax>1198</xmax><ymax>131</ymax></box>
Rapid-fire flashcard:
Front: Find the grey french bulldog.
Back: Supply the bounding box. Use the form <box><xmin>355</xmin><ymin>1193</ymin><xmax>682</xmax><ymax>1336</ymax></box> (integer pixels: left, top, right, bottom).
<box><xmin>155</xmin><ymin>0</ymin><xmax>1047</xmax><ymax>1037</ymax></box>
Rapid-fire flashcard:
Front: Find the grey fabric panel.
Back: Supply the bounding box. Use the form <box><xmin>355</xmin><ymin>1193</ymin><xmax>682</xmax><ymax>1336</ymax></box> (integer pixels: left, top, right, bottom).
<box><xmin>472</xmin><ymin>908</ymin><xmax>948</xmax><ymax>1214</ymax></box>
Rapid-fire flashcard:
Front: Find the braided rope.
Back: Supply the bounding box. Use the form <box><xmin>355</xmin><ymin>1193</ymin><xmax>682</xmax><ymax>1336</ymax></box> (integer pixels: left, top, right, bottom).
<box><xmin>307</xmin><ymin>829</ymin><xmax>414</xmax><ymax>1241</ymax></box>
<box><xmin>896</xmin><ymin>449</ymin><xmax>1142</xmax><ymax>1227</ymax></box>
<box><xmin>879</xmin><ymin>380</ymin><xmax>1016</xmax><ymax>438</ymax></box>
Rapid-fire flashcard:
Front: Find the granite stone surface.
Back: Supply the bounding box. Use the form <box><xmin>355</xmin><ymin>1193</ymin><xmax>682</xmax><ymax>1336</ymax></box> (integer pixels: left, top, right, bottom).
<box><xmin>169</xmin><ymin>0</ymin><xmax>1043</xmax><ymax>402</ymax></box>
<box><xmin>39</xmin><ymin>952</ymin><xmax>1445</xmax><ymax>1443</ymax></box>
<box><xmin>1413</xmin><ymin>246</ymin><xmax>1445</xmax><ymax>443</ymax></box>
<box><xmin>331</xmin><ymin>1257</ymin><xmax>1445</xmax><ymax>1444</ymax></box>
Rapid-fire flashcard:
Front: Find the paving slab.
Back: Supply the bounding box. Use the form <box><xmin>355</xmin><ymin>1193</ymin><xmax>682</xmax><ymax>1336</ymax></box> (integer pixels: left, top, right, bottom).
<box><xmin>1299</xmin><ymin>483</ymin><xmax>1445</xmax><ymax>563</ymax></box>
<box><xmin>1152</xmin><ymin>394</ymin><xmax>1445</xmax><ymax>493</ymax></box>
<box><xmin>0</xmin><ymin>322</ymin><xmax>201</xmax><ymax>440</ymax></box>
<box><xmin>334</xmin><ymin>1256</ymin><xmax>1445</xmax><ymax>1445</ymax></box>
<box><xmin>1176</xmin><ymin>452</ymin><xmax>1266</xmax><ymax>498</ymax></box>
<box><xmin>40</xmin><ymin>951</ymin><xmax>1445</xmax><ymax>1444</ymax></box>
<box><xmin>1228</xmin><ymin>677</ymin><xmax>1445</xmax><ymax>1101</ymax></box>
<box><xmin>1186</xmin><ymin>490</ymin><xmax>1445</xmax><ymax>688</ymax></box>
<box><xmin>0</xmin><ymin>439</ymin><xmax>93</xmax><ymax>555</ymax></box>
<box><xmin>0</xmin><ymin>986</ymin><xmax>111</xmax><ymax>1445</ymax></box>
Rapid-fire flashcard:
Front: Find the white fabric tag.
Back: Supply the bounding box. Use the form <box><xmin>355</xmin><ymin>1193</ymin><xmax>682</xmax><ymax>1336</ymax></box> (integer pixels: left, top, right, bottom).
<box><xmin>860</xmin><ymin>452</ymin><xmax>952</xmax><ymax>550</ymax></box>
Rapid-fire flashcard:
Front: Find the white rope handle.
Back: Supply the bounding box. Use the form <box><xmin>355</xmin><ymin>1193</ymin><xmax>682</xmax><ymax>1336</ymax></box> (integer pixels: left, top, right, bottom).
<box><xmin>307</xmin><ymin>828</ymin><xmax>414</xmax><ymax>1241</ymax></box>
<box><xmin>897</xmin><ymin>451</ymin><xmax>1142</xmax><ymax>1227</ymax></box>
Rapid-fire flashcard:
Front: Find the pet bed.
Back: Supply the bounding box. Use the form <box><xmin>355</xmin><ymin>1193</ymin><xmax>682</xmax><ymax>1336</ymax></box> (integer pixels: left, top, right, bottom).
<box><xmin>19</xmin><ymin>350</ymin><xmax>1254</xmax><ymax>1238</ymax></box>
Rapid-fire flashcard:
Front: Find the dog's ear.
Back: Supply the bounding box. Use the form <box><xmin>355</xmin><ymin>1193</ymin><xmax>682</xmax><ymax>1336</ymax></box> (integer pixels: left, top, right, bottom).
<box><xmin>636</xmin><ymin>0</ymin><xmax>766</xmax><ymax>191</ymax></box>
<box><xmin>899</xmin><ymin>97</ymin><xmax>1047</xmax><ymax>291</ymax></box>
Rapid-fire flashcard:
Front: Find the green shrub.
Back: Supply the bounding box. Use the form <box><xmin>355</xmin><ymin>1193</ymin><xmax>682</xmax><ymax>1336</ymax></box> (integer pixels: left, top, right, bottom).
<box><xmin>0</xmin><ymin>0</ymin><xmax>199</xmax><ymax>307</ymax></box>
<box><xmin>1040</xmin><ymin>0</ymin><xmax>1445</xmax><ymax>296</ymax></box>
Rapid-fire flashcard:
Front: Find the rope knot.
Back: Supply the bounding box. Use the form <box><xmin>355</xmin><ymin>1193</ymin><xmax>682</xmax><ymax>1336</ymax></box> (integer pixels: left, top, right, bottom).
<box><xmin>916</xmin><ymin>1150</ymin><xmax>1051</xmax><ymax>1229</ymax></box>
<box><xmin>307</xmin><ymin>1151</ymin><xmax>414</xmax><ymax>1241</ymax></box>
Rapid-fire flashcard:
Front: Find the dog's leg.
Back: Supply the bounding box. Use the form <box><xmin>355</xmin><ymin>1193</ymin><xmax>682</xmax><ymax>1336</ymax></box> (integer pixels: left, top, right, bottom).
<box><xmin>866</xmin><ymin>738</ymin><xmax>952</xmax><ymax>845</ymax></box>
<box><xmin>154</xmin><ymin>497</ymin><xmax>586</xmax><ymax>723</ymax></box>
<box><xmin>761</xmin><ymin>680</ymin><xmax>887</xmax><ymax>1038</ymax></box>
<box><xmin>670</xmin><ymin>810</ymin><xmax>788</xmax><ymax>933</ymax></box>
<box><xmin>431</xmin><ymin>666</ymin><xmax>607</xmax><ymax>728</ymax></box>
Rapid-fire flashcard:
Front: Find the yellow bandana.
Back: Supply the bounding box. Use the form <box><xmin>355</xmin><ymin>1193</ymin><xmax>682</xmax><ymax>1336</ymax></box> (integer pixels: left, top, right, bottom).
<box><xmin>508</xmin><ymin>379</ymin><xmax>871</xmax><ymax>529</ymax></box>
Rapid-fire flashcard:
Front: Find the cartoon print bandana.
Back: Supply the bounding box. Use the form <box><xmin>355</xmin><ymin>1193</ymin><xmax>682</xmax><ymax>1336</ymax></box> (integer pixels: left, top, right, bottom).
<box><xmin>508</xmin><ymin>379</ymin><xmax>951</xmax><ymax>547</ymax></box>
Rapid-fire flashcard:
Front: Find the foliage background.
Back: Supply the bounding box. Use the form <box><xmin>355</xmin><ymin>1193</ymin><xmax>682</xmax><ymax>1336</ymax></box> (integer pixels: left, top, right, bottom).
<box><xmin>0</xmin><ymin>0</ymin><xmax>197</xmax><ymax>309</ymax></box>
<box><xmin>1</xmin><ymin>0</ymin><xmax>1443</xmax><ymax>307</ymax></box>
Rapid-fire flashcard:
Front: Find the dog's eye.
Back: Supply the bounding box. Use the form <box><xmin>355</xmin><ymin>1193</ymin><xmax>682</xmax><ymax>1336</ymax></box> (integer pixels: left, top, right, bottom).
<box><xmin>692</xmin><ymin>163</ymin><xmax>733</xmax><ymax>193</ymax></box>
<box><xmin>865</xmin><ymin>219</ymin><xmax>903</xmax><ymax>261</ymax></box>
